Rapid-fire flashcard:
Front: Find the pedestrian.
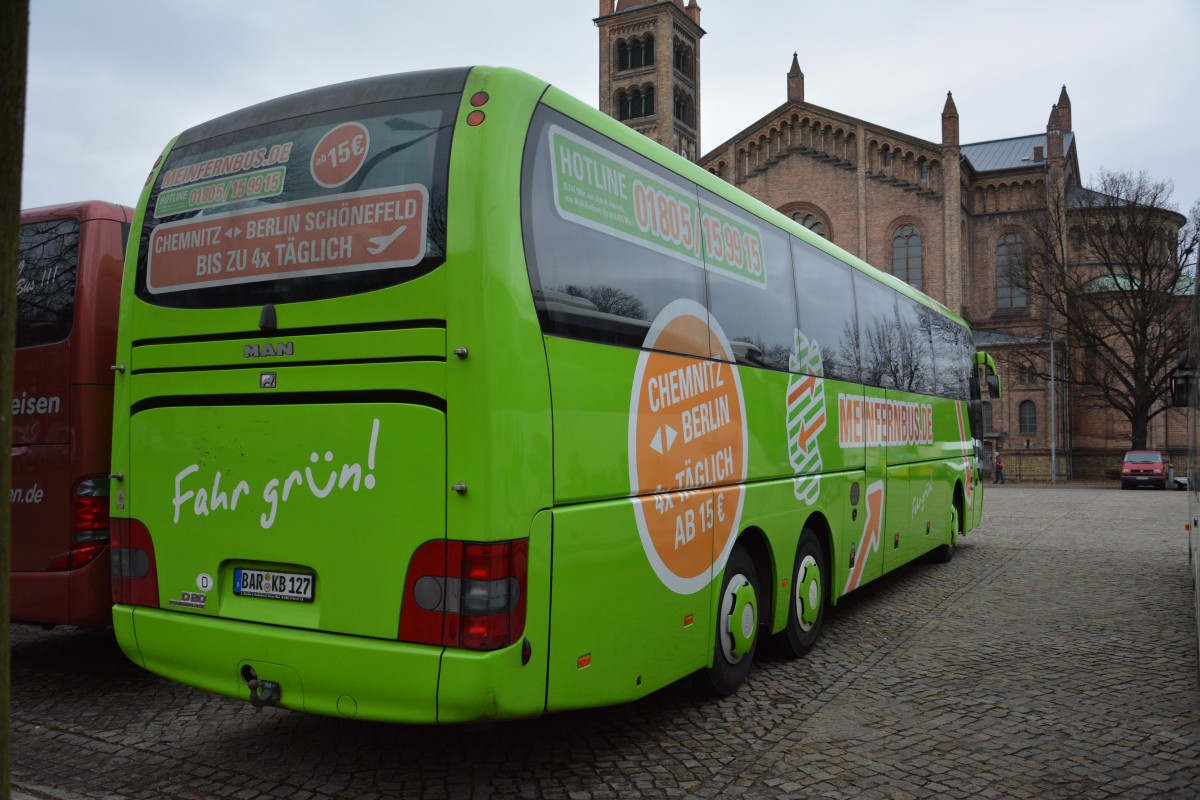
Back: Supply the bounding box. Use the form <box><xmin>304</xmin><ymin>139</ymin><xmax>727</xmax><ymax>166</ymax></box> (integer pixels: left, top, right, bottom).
<box><xmin>993</xmin><ymin>451</ymin><xmax>1006</xmax><ymax>484</ymax></box>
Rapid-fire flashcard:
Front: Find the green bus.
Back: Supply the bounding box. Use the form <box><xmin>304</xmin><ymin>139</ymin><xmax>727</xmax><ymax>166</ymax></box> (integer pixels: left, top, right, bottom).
<box><xmin>111</xmin><ymin>66</ymin><xmax>998</xmax><ymax>723</ymax></box>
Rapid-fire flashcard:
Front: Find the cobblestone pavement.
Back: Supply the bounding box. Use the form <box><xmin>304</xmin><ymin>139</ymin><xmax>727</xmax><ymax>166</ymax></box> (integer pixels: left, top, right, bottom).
<box><xmin>10</xmin><ymin>485</ymin><xmax>1200</xmax><ymax>799</ymax></box>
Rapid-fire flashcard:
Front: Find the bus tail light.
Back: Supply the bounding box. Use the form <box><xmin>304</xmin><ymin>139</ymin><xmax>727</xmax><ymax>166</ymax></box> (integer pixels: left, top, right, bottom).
<box><xmin>399</xmin><ymin>539</ymin><xmax>528</xmax><ymax>651</ymax></box>
<box><xmin>110</xmin><ymin>517</ymin><xmax>160</xmax><ymax>608</ymax></box>
<box><xmin>46</xmin><ymin>476</ymin><xmax>111</xmax><ymax>571</ymax></box>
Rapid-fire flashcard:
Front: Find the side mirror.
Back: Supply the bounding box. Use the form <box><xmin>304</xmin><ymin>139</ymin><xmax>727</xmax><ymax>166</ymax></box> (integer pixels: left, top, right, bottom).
<box><xmin>975</xmin><ymin>351</ymin><xmax>1002</xmax><ymax>399</ymax></box>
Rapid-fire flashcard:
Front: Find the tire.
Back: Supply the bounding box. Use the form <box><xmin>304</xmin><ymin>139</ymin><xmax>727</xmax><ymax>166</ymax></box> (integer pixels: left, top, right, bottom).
<box><xmin>695</xmin><ymin>545</ymin><xmax>760</xmax><ymax>697</ymax></box>
<box><xmin>928</xmin><ymin>501</ymin><xmax>960</xmax><ymax>564</ymax></box>
<box><xmin>770</xmin><ymin>529</ymin><xmax>827</xmax><ymax>659</ymax></box>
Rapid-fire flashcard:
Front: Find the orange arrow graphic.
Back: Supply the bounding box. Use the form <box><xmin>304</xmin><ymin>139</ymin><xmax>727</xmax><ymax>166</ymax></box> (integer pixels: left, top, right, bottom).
<box><xmin>788</xmin><ymin>374</ymin><xmax>818</xmax><ymax>406</ymax></box>
<box><xmin>844</xmin><ymin>480</ymin><xmax>883</xmax><ymax>593</ymax></box>
<box><xmin>796</xmin><ymin>410</ymin><xmax>826</xmax><ymax>454</ymax></box>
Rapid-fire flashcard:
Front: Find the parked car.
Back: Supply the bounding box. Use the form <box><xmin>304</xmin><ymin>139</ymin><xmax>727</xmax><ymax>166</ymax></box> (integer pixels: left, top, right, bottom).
<box><xmin>1120</xmin><ymin>450</ymin><xmax>1168</xmax><ymax>490</ymax></box>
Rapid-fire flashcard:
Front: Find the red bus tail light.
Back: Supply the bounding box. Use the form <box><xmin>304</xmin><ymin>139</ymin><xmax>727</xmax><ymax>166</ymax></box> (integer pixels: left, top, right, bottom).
<box><xmin>46</xmin><ymin>476</ymin><xmax>111</xmax><ymax>571</ymax></box>
<box><xmin>399</xmin><ymin>539</ymin><xmax>528</xmax><ymax>651</ymax></box>
<box><xmin>110</xmin><ymin>517</ymin><xmax>160</xmax><ymax>608</ymax></box>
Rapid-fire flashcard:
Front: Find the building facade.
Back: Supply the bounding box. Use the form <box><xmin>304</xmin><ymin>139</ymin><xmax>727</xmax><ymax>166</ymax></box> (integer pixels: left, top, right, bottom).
<box><xmin>594</xmin><ymin>0</ymin><xmax>1188</xmax><ymax>481</ymax></box>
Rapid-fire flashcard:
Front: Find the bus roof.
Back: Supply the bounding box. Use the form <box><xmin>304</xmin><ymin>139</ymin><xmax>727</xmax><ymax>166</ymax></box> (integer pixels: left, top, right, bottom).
<box><xmin>21</xmin><ymin>200</ymin><xmax>133</xmax><ymax>224</ymax></box>
<box><xmin>175</xmin><ymin>67</ymin><xmax>475</xmax><ymax>149</ymax></box>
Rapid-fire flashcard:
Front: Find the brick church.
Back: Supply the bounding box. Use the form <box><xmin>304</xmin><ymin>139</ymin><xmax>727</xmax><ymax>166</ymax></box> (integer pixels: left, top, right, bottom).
<box><xmin>594</xmin><ymin>0</ymin><xmax>1187</xmax><ymax>481</ymax></box>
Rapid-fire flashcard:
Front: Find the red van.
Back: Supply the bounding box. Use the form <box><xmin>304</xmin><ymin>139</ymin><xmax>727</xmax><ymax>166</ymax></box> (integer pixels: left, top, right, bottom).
<box><xmin>1120</xmin><ymin>450</ymin><xmax>1168</xmax><ymax>490</ymax></box>
<box><xmin>11</xmin><ymin>201</ymin><xmax>133</xmax><ymax>627</ymax></box>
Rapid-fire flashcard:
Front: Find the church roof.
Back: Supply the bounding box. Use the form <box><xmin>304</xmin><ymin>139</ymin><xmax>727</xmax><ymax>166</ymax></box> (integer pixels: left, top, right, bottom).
<box><xmin>961</xmin><ymin>132</ymin><xmax>1074</xmax><ymax>173</ymax></box>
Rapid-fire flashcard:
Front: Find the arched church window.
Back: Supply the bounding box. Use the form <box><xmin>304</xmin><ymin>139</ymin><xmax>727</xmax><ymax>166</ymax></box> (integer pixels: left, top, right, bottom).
<box><xmin>892</xmin><ymin>223</ymin><xmax>923</xmax><ymax>290</ymax></box>
<box><xmin>1019</xmin><ymin>400</ymin><xmax>1037</xmax><ymax>434</ymax></box>
<box><xmin>792</xmin><ymin>212</ymin><xmax>828</xmax><ymax>239</ymax></box>
<box><xmin>673</xmin><ymin>39</ymin><xmax>692</xmax><ymax>77</ymax></box>
<box><xmin>673</xmin><ymin>89</ymin><xmax>694</xmax><ymax>125</ymax></box>
<box><xmin>996</xmin><ymin>232</ymin><xmax>1027</xmax><ymax>309</ymax></box>
<box><xmin>629</xmin><ymin>38</ymin><xmax>643</xmax><ymax>69</ymax></box>
<box><xmin>639</xmin><ymin>87</ymin><xmax>654</xmax><ymax>117</ymax></box>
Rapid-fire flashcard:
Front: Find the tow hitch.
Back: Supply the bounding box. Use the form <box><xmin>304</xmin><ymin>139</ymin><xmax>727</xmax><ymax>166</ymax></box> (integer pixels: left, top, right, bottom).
<box><xmin>241</xmin><ymin>665</ymin><xmax>282</xmax><ymax>708</ymax></box>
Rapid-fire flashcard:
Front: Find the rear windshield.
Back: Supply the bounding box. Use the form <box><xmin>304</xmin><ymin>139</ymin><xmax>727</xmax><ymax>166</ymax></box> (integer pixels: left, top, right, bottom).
<box><xmin>135</xmin><ymin>93</ymin><xmax>457</xmax><ymax>308</ymax></box>
<box><xmin>17</xmin><ymin>218</ymin><xmax>79</xmax><ymax>348</ymax></box>
<box><xmin>1125</xmin><ymin>451</ymin><xmax>1163</xmax><ymax>464</ymax></box>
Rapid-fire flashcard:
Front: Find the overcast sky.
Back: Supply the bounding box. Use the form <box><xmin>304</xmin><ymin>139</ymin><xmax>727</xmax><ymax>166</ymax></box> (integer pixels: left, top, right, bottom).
<box><xmin>21</xmin><ymin>0</ymin><xmax>1200</xmax><ymax>218</ymax></box>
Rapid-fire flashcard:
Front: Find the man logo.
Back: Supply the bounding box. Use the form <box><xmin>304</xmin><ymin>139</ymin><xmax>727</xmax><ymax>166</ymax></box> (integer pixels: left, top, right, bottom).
<box><xmin>244</xmin><ymin>342</ymin><xmax>294</xmax><ymax>358</ymax></box>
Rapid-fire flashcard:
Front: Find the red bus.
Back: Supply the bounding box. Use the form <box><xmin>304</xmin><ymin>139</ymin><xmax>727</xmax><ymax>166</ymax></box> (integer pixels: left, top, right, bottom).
<box><xmin>10</xmin><ymin>200</ymin><xmax>132</xmax><ymax>627</ymax></box>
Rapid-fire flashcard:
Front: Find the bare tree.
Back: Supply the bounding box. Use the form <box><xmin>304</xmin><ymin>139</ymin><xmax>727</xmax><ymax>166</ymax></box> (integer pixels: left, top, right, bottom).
<box><xmin>1022</xmin><ymin>169</ymin><xmax>1199</xmax><ymax>449</ymax></box>
<box><xmin>561</xmin><ymin>284</ymin><xmax>647</xmax><ymax>320</ymax></box>
<box><xmin>2</xmin><ymin>1</ymin><xmax>30</xmax><ymax>792</ymax></box>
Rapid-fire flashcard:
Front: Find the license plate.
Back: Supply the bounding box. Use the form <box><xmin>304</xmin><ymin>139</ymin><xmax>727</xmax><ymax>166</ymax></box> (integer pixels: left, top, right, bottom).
<box><xmin>233</xmin><ymin>567</ymin><xmax>314</xmax><ymax>602</ymax></box>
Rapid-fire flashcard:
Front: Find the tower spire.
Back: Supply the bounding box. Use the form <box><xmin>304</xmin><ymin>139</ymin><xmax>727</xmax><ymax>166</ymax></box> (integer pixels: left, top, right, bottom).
<box><xmin>1056</xmin><ymin>84</ymin><xmax>1072</xmax><ymax>132</ymax></box>
<box><xmin>787</xmin><ymin>53</ymin><xmax>804</xmax><ymax>102</ymax></box>
<box><xmin>941</xmin><ymin>91</ymin><xmax>959</xmax><ymax>147</ymax></box>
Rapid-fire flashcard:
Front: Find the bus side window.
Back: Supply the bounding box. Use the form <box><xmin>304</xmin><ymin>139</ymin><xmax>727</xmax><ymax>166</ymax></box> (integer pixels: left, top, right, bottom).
<box><xmin>854</xmin><ymin>273</ymin><xmax>904</xmax><ymax>390</ymax></box>
<box><xmin>895</xmin><ymin>297</ymin><xmax>936</xmax><ymax>395</ymax></box>
<box><xmin>16</xmin><ymin>218</ymin><xmax>80</xmax><ymax>348</ymax></box>
<box><xmin>931</xmin><ymin>312</ymin><xmax>970</xmax><ymax>401</ymax></box>
<box><xmin>700</xmin><ymin>189</ymin><xmax>795</xmax><ymax>370</ymax></box>
<box><xmin>522</xmin><ymin>108</ymin><xmax>706</xmax><ymax>355</ymax></box>
<box><xmin>791</xmin><ymin>240</ymin><xmax>860</xmax><ymax>383</ymax></box>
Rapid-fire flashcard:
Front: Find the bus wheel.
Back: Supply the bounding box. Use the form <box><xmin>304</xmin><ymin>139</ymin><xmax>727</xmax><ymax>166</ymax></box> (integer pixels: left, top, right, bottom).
<box><xmin>929</xmin><ymin>502</ymin><xmax>960</xmax><ymax>564</ymax></box>
<box><xmin>772</xmin><ymin>529</ymin><xmax>826</xmax><ymax>659</ymax></box>
<box><xmin>695</xmin><ymin>545</ymin><xmax>760</xmax><ymax>697</ymax></box>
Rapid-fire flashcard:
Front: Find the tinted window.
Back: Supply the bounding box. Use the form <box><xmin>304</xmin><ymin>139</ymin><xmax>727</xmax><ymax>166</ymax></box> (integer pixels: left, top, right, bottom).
<box><xmin>523</xmin><ymin>107</ymin><xmax>707</xmax><ymax>355</ymax></box>
<box><xmin>855</xmin><ymin>274</ymin><xmax>934</xmax><ymax>393</ymax></box>
<box><xmin>855</xmin><ymin>273</ymin><xmax>896</xmax><ymax>389</ymax></box>
<box><xmin>895</xmin><ymin>297</ymin><xmax>936</xmax><ymax>395</ymax></box>
<box><xmin>792</xmin><ymin>240</ymin><xmax>859</xmax><ymax>382</ymax></box>
<box><xmin>16</xmin><ymin>218</ymin><xmax>79</xmax><ymax>348</ymax></box>
<box><xmin>701</xmin><ymin>189</ymin><xmax>796</xmax><ymax>370</ymax></box>
<box><xmin>926</xmin><ymin>311</ymin><xmax>974</xmax><ymax>400</ymax></box>
<box><xmin>931</xmin><ymin>312</ymin><xmax>971</xmax><ymax>401</ymax></box>
<box><xmin>136</xmin><ymin>93</ymin><xmax>457</xmax><ymax>309</ymax></box>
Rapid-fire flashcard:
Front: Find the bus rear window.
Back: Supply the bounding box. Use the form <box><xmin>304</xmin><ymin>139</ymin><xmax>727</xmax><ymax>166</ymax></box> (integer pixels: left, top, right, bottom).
<box><xmin>17</xmin><ymin>218</ymin><xmax>79</xmax><ymax>348</ymax></box>
<box><xmin>136</xmin><ymin>94</ymin><xmax>456</xmax><ymax>308</ymax></box>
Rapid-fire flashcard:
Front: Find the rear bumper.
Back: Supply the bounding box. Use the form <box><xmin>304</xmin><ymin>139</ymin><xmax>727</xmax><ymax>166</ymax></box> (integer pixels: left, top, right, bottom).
<box><xmin>113</xmin><ymin>605</ymin><xmax>545</xmax><ymax>723</ymax></box>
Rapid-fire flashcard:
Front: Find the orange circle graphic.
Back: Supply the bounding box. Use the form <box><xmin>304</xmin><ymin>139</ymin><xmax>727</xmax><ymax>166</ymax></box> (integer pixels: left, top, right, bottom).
<box><xmin>630</xmin><ymin>301</ymin><xmax>747</xmax><ymax>593</ymax></box>
<box><xmin>310</xmin><ymin>122</ymin><xmax>370</xmax><ymax>188</ymax></box>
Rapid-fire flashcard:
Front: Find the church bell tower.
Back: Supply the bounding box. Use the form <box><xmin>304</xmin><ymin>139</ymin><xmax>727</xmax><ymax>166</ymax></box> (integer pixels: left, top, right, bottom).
<box><xmin>595</xmin><ymin>0</ymin><xmax>704</xmax><ymax>161</ymax></box>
